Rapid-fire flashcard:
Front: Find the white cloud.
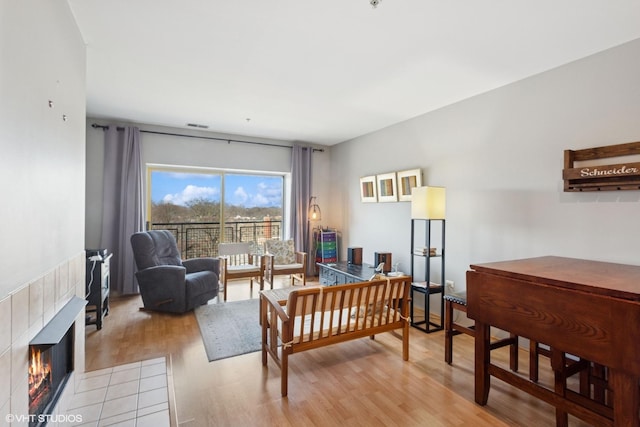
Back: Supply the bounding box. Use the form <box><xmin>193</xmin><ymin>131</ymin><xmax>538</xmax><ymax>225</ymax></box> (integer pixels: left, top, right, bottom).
<box><xmin>252</xmin><ymin>194</ymin><xmax>270</xmax><ymax>206</ymax></box>
<box><xmin>161</xmin><ymin>185</ymin><xmax>219</xmax><ymax>206</ymax></box>
<box><xmin>227</xmin><ymin>182</ymin><xmax>282</xmax><ymax>208</ymax></box>
<box><xmin>253</xmin><ymin>181</ymin><xmax>282</xmax><ymax>207</ymax></box>
<box><xmin>234</xmin><ymin>186</ymin><xmax>248</xmax><ymax>203</ymax></box>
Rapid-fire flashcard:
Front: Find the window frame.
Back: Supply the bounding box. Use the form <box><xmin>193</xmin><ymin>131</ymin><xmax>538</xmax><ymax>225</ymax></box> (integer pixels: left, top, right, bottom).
<box><xmin>145</xmin><ymin>164</ymin><xmax>289</xmax><ymax>257</ymax></box>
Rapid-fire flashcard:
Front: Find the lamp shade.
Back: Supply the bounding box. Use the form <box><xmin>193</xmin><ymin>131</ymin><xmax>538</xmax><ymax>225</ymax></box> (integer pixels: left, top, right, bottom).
<box><xmin>411</xmin><ymin>186</ymin><xmax>446</xmax><ymax>219</ymax></box>
<box><xmin>309</xmin><ymin>196</ymin><xmax>321</xmax><ymax>221</ymax></box>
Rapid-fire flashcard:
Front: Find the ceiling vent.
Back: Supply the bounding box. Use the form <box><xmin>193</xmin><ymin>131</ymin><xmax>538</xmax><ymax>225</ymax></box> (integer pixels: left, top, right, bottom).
<box><xmin>186</xmin><ymin>123</ymin><xmax>209</xmax><ymax>129</ymax></box>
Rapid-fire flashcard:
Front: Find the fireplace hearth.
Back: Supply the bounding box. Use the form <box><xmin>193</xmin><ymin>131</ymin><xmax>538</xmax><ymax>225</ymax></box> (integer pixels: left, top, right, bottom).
<box><xmin>28</xmin><ymin>297</ymin><xmax>85</xmax><ymax>427</ymax></box>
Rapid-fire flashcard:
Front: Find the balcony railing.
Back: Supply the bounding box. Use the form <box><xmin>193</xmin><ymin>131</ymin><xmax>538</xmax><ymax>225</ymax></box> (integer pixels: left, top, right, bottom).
<box><xmin>149</xmin><ymin>220</ymin><xmax>282</xmax><ymax>259</ymax></box>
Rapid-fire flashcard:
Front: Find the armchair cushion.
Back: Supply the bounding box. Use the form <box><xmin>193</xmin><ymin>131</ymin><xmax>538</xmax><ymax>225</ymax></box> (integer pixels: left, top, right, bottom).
<box><xmin>183</xmin><ymin>257</ymin><xmax>219</xmax><ymax>274</ymax></box>
<box><xmin>272</xmin><ymin>263</ymin><xmax>304</xmax><ymax>271</ymax></box>
<box><xmin>265</xmin><ymin>239</ymin><xmax>296</xmax><ymax>264</ymax></box>
<box><xmin>263</xmin><ymin>239</ymin><xmax>306</xmax><ymax>287</ymax></box>
<box><xmin>226</xmin><ymin>264</ymin><xmax>262</xmax><ymax>273</ymax></box>
<box><xmin>131</xmin><ymin>230</ymin><xmax>182</xmax><ymax>269</ymax></box>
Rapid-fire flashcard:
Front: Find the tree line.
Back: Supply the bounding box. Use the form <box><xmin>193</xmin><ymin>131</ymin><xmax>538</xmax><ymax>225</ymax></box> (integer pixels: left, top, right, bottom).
<box><xmin>151</xmin><ymin>198</ymin><xmax>282</xmax><ymax>224</ymax></box>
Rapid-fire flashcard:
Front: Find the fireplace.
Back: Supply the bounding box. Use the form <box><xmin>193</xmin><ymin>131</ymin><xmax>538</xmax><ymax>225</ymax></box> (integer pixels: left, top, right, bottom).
<box><xmin>29</xmin><ymin>328</ymin><xmax>74</xmax><ymax>426</ymax></box>
<box><xmin>28</xmin><ymin>297</ymin><xmax>85</xmax><ymax>427</ymax></box>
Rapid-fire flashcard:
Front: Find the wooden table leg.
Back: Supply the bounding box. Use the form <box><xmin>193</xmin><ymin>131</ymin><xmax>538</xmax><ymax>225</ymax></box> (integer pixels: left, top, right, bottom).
<box><xmin>474</xmin><ymin>321</ymin><xmax>491</xmax><ymax>405</ymax></box>
<box><xmin>509</xmin><ymin>333</ymin><xmax>518</xmax><ymax>372</ymax></box>
<box><xmin>260</xmin><ymin>294</ymin><xmax>268</xmax><ymax>365</ymax></box>
<box><xmin>551</xmin><ymin>348</ymin><xmax>569</xmax><ymax>427</ymax></box>
<box><xmin>609</xmin><ymin>369</ymin><xmax>640</xmax><ymax>427</ymax></box>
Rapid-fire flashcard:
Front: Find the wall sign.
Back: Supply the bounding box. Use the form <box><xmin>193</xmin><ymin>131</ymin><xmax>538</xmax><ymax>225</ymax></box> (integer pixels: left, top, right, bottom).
<box><xmin>563</xmin><ymin>141</ymin><xmax>640</xmax><ymax>191</ymax></box>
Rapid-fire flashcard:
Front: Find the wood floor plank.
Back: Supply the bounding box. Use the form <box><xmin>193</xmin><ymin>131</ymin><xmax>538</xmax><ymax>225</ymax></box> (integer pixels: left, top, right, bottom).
<box><xmin>85</xmin><ymin>278</ymin><xmax>592</xmax><ymax>426</ymax></box>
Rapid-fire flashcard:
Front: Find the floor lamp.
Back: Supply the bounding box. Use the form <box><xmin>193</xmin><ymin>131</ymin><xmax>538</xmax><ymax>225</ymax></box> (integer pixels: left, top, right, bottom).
<box><xmin>308</xmin><ymin>196</ymin><xmax>322</xmax><ymax>275</ymax></box>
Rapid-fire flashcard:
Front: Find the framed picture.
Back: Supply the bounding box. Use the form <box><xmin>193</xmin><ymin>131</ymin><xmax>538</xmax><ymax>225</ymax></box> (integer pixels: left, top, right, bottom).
<box><xmin>360</xmin><ymin>175</ymin><xmax>378</xmax><ymax>203</ymax></box>
<box><xmin>376</xmin><ymin>172</ymin><xmax>398</xmax><ymax>202</ymax></box>
<box><xmin>397</xmin><ymin>168</ymin><xmax>422</xmax><ymax>201</ymax></box>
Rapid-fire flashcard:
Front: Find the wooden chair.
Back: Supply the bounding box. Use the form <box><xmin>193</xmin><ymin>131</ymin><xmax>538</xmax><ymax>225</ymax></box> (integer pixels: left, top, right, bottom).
<box><xmin>530</xmin><ymin>341</ymin><xmax>601</xmax><ymax>400</ymax></box>
<box><xmin>263</xmin><ymin>239</ymin><xmax>306</xmax><ymax>288</ymax></box>
<box><xmin>530</xmin><ymin>340</ymin><xmax>552</xmax><ymax>382</ymax></box>
<box><xmin>444</xmin><ymin>291</ymin><xmax>518</xmax><ymax>371</ymax></box>
<box><xmin>529</xmin><ymin>341</ymin><xmax>613</xmax><ymax>426</ymax></box>
<box><xmin>218</xmin><ymin>242</ymin><xmax>264</xmax><ymax>302</ymax></box>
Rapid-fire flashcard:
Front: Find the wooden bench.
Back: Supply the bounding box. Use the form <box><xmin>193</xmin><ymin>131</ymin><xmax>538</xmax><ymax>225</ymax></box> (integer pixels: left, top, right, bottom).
<box><xmin>260</xmin><ymin>277</ymin><xmax>411</xmax><ymax>396</ymax></box>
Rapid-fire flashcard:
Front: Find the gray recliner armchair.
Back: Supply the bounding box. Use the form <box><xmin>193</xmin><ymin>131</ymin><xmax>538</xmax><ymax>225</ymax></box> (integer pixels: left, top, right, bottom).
<box><xmin>130</xmin><ymin>230</ymin><xmax>220</xmax><ymax>313</ymax></box>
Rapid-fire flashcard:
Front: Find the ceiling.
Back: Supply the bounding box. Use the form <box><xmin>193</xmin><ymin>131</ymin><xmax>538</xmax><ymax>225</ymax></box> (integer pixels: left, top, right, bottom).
<box><xmin>67</xmin><ymin>0</ymin><xmax>640</xmax><ymax>146</ymax></box>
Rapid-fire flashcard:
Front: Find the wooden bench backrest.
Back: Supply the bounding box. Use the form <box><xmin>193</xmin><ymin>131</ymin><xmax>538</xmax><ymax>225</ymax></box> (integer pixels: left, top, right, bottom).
<box><xmin>284</xmin><ymin>277</ymin><xmax>410</xmax><ymax>348</ymax></box>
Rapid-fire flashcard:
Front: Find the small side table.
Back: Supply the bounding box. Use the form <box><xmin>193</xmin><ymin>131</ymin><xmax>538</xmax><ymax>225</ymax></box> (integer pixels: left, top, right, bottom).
<box><xmin>86</xmin><ymin>253</ymin><xmax>111</xmax><ymax>330</ymax></box>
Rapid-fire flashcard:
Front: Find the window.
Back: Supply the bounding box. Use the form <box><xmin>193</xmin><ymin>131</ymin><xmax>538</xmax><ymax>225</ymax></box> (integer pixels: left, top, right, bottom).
<box><xmin>148</xmin><ymin>167</ymin><xmax>284</xmax><ymax>258</ymax></box>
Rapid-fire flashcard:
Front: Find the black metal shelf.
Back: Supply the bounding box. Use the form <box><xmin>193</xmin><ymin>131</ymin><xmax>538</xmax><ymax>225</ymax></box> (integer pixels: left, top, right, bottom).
<box><xmin>410</xmin><ymin>219</ymin><xmax>445</xmax><ymax>333</ymax></box>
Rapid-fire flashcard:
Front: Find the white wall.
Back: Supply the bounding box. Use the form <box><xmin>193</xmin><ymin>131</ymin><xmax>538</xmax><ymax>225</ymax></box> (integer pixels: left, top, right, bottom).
<box><xmin>0</xmin><ymin>0</ymin><xmax>86</xmax><ymax>298</ymax></box>
<box><xmin>331</xmin><ymin>38</ymin><xmax>640</xmax><ymax>293</ymax></box>
<box><xmin>0</xmin><ymin>1</ymin><xmax>87</xmax><ymax>417</ymax></box>
<box><xmin>85</xmin><ymin>122</ymin><xmax>332</xmax><ymax>248</ymax></box>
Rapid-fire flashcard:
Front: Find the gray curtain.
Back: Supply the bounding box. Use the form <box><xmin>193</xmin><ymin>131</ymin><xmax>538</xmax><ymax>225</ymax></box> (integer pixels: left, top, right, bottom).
<box><xmin>100</xmin><ymin>126</ymin><xmax>145</xmax><ymax>295</ymax></box>
<box><xmin>289</xmin><ymin>145</ymin><xmax>313</xmax><ymax>275</ymax></box>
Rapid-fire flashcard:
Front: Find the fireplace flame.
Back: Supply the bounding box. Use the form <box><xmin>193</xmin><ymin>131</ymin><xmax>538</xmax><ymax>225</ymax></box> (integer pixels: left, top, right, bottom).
<box><xmin>28</xmin><ymin>347</ymin><xmax>51</xmax><ymax>403</ymax></box>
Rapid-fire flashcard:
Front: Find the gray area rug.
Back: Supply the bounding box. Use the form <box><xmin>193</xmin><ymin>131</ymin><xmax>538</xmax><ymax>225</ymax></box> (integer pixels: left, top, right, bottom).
<box><xmin>194</xmin><ymin>298</ymin><xmax>262</xmax><ymax>362</ymax></box>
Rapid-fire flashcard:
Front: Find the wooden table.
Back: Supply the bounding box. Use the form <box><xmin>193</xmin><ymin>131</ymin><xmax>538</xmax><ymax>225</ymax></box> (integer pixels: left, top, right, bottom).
<box><xmin>466</xmin><ymin>256</ymin><xmax>640</xmax><ymax>426</ymax></box>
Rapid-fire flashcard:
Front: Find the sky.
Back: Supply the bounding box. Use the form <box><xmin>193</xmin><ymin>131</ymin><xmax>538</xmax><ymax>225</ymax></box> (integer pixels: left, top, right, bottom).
<box><xmin>151</xmin><ymin>171</ymin><xmax>283</xmax><ymax>208</ymax></box>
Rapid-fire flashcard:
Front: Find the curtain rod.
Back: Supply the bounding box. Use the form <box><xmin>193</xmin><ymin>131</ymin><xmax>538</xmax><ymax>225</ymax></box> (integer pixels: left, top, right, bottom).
<box><xmin>91</xmin><ymin>123</ymin><xmax>324</xmax><ymax>152</ymax></box>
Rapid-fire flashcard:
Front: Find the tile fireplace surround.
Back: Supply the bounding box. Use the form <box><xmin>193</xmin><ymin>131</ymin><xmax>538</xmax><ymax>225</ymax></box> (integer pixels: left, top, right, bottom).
<box><xmin>1</xmin><ymin>252</ymin><xmax>86</xmax><ymax>425</ymax></box>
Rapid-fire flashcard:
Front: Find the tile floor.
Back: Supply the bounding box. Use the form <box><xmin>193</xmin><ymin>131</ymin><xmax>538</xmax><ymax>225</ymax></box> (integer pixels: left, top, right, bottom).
<box><xmin>62</xmin><ymin>357</ymin><xmax>172</xmax><ymax>427</ymax></box>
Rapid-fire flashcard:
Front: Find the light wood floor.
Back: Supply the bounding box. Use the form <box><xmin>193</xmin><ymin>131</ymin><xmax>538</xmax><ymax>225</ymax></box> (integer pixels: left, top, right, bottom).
<box><xmin>85</xmin><ymin>278</ymin><xmax>592</xmax><ymax>427</ymax></box>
